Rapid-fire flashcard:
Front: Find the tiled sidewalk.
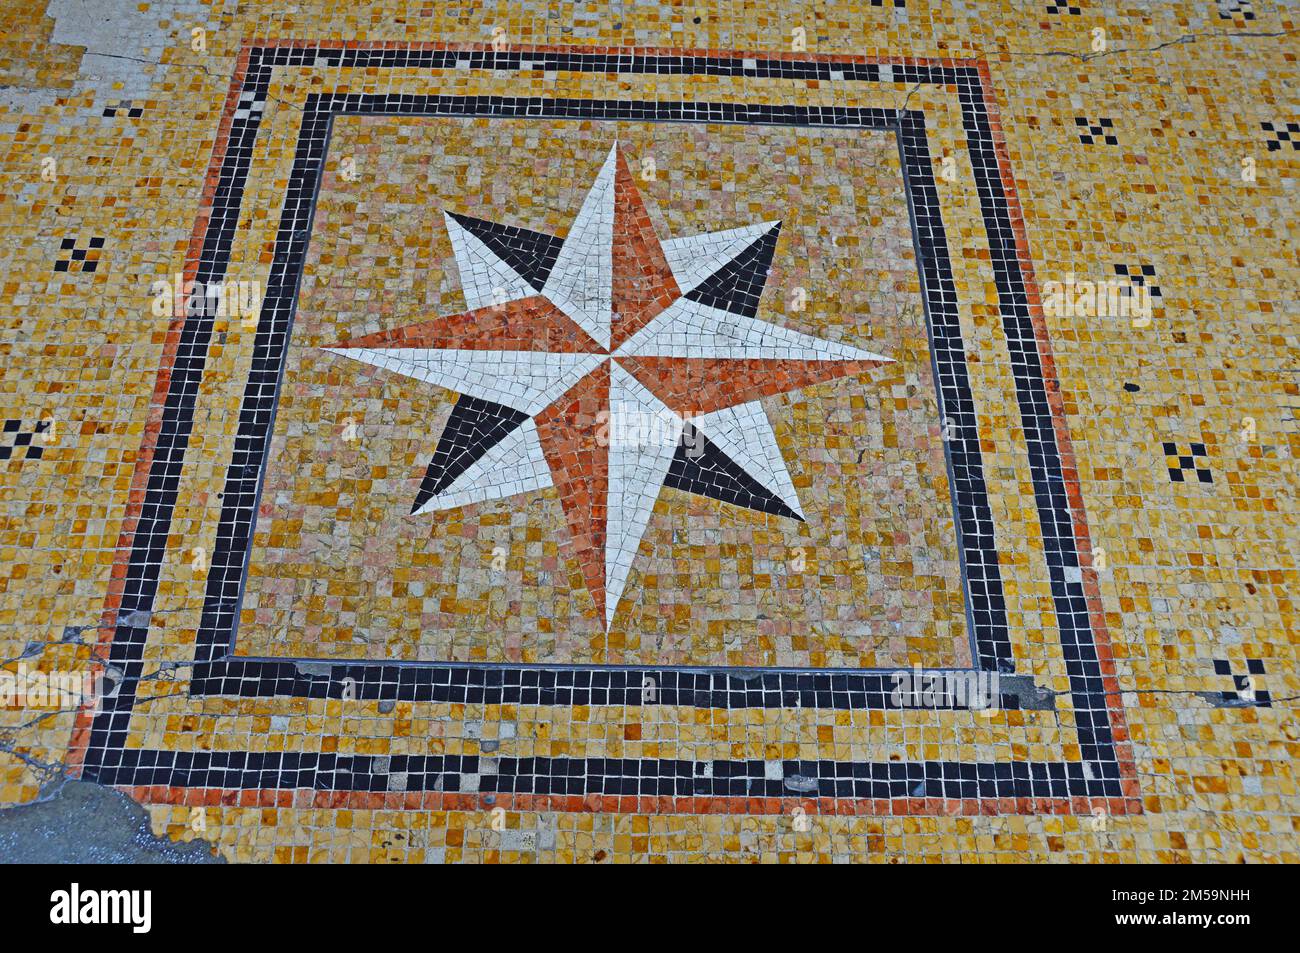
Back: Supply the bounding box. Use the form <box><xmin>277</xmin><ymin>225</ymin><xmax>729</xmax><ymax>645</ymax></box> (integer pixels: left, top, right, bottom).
<box><xmin>0</xmin><ymin>1</ymin><xmax>1295</xmax><ymax>862</ymax></box>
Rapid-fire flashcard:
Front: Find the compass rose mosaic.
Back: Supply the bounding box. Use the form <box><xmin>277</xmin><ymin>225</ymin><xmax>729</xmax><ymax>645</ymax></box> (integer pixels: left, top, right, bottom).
<box><xmin>324</xmin><ymin>144</ymin><xmax>890</xmax><ymax>629</ymax></box>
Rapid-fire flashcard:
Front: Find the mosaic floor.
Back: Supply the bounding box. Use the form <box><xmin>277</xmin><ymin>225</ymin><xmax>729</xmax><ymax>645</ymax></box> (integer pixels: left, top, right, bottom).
<box><xmin>0</xmin><ymin>0</ymin><xmax>1295</xmax><ymax>863</ymax></box>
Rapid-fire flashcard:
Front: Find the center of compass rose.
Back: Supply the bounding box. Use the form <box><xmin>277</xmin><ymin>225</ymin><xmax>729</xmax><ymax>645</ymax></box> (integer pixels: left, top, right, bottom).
<box><xmin>324</xmin><ymin>143</ymin><xmax>892</xmax><ymax>630</ymax></box>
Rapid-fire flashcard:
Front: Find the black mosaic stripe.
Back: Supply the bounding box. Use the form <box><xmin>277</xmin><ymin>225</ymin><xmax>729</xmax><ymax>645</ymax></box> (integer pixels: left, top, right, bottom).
<box><xmin>253</xmin><ymin>45</ymin><xmax>902</xmax><ymax>82</ymax></box>
<box><xmin>85</xmin><ymin>60</ymin><xmax>278</xmax><ymax>760</ymax></box>
<box><xmin>446</xmin><ymin>211</ymin><xmax>562</xmax><ymax>292</ymax></box>
<box><xmin>79</xmin><ymin>52</ymin><xmax>1123</xmax><ymax>801</ymax></box>
<box><xmin>683</xmin><ymin>223</ymin><xmax>780</xmax><ymax>317</ymax></box>
<box><xmin>954</xmin><ymin>67</ymin><xmax>1120</xmax><ymax>792</ymax></box>
<box><xmin>185</xmin><ymin>661</ymin><xmax>1021</xmax><ymax>711</ymax></box>
<box><xmin>413</xmin><ymin>395</ymin><xmax>528</xmax><ymax>512</ymax></box>
<box><xmin>85</xmin><ymin>750</ymin><xmax>1100</xmax><ymax>801</ymax></box>
<box><xmin>665</xmin><ymin>425</ymin><xmax>800</xmax><ymax>520</ymax></box>
<box><xmin>246</xmin><ymin>44</ymin><xmax>972</xmax><ymax>88</ymax></box>
<box><xmin>896</xmin><ymin>110</ymin><xmax>1011</xmax><ymax>673</ymax></box>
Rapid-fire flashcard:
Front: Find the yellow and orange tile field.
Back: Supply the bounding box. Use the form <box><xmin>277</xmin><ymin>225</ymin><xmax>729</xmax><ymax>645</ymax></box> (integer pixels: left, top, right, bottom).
<box><xmin>0</xmin><ymin>0</ymin><xmax>1295</xmax><ymax>863</ymax></box>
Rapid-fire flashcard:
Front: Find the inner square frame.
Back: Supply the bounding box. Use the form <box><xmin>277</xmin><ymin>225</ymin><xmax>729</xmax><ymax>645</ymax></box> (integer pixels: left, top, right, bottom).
<box><xmin>72</xmin><ymin>42</ymin><xmax>1139</xmax><ymax>815</ymax></box>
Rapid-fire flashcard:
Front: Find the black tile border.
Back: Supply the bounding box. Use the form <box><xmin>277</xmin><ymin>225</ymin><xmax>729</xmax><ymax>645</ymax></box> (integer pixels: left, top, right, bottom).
<box><xmin>208</xmin><ymin>92</ymin><xmax>1010</xmax><ymax>682</ymax></box>
<box><xmin>81</xmin><ymin>48</ymin><xmax>1126</xmax><ymax>801</ymax></box>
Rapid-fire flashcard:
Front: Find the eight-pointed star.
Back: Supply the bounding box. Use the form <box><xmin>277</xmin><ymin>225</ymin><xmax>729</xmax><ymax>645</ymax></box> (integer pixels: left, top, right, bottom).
<box><xmin>325</xmin><ymin>144</ymin><xmax>892</xmax><ymax>629</ymax></box>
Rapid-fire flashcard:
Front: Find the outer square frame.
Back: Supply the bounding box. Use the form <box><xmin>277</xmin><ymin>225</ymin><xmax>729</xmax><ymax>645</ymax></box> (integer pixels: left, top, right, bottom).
<box><xmin>69</xmin><ymin>42</ymin><xmax>1139</xmax><ymax>817</ymax></box>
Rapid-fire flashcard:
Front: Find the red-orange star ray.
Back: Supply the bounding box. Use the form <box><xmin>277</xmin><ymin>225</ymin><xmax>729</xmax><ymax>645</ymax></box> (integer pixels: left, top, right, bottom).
<box><xmin>334</xmin><ymin>295</ymin><xmax>601</xmax><ymax>353</ymax></box>
<box><xmin>533</xmin><ymin>363</ymin><xmax>611</xmax><ymax>621</ymax></box>
<box><xmin>614</xmin><ymin>355</ymin><xmax>890</xmax><ymax>416</ymax></box>
<box><xmin>609</xmin><ymin>149</ymin><xmax>680</xmax><ymax>351</ymax></box>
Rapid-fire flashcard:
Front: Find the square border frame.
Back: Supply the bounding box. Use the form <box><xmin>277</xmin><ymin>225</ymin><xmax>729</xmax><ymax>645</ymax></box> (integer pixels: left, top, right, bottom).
<box><xmin>68</xmin><ymin>42</ymin><xmax>1139</xmax><ymax>818</ymax></box>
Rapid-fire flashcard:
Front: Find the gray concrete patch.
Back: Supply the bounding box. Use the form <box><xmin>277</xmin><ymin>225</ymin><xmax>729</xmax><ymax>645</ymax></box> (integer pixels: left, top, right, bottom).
<box><xmin>1197</xmin><ymin>690</ymin><xmax>1257</xmax><ymax>709</ymax></box>
<box><xmin>998</xmin><ymin>674</ymin><xmax>1058</xmax><ymax>711</ymax></box>
<box><xmin>0</xmin><ymin>781</ymin><xmax>224</xmax><ymax>864</ymax></box>
<box><xmin>0</xmin><ymin>0</ymin><xmax>224</xmax><ymax>113</ymax></box>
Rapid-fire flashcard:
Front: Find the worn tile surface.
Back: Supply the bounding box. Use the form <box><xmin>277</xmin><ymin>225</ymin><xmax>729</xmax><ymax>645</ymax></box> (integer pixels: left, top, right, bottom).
<box><xmin>0</xmin><ymin>0</ymin><xmax>1295</xmax><ymax>863</ymax></box>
